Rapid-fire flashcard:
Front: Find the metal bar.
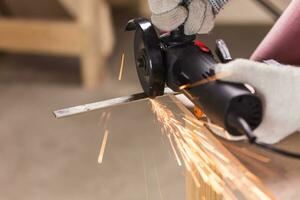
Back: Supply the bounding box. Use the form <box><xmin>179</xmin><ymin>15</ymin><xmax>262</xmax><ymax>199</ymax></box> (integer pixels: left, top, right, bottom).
<box><xmin>53</xmin><ymin>92</ymin><xmax>149</xmax><ymax>119</ymax></box>
<box><xmin>53</xmin><ymin>88</ymin><xmax>176</xmax><ymax>119</ymax></box>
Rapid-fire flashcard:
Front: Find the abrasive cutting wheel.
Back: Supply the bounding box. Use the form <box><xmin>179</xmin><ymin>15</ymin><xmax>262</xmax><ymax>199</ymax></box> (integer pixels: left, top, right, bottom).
<box><xmin>125</xmin><ymin>18</ymin><xmax>165</xmax><ymax>98</ymax></box>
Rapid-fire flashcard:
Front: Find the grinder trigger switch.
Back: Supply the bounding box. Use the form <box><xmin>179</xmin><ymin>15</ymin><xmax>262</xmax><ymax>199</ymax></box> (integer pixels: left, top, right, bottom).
<box><xmin>216</xmin><ymin>39</ymin><xmax>232</xmax><ymax>63</ymax></box>
<box><xmin>194</xmin><ymin>40</ymin><xmax>211</xmax><ymax>53</ymax></box>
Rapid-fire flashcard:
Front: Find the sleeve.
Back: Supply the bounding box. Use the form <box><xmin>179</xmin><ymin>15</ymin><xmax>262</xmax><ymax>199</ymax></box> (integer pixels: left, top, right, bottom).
<box><xmin>251</xmin><ymin>0</ymin><xmax>300</xmax><ymax>66</ymax></box>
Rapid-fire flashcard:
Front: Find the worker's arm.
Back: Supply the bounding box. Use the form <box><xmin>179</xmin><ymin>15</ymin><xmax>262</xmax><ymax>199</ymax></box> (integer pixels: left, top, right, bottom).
<box><xmin>148</xmin><ymin>0</ymin><xmax>229</xmax><ymax>35</ymax></box>
<box><xmin>216</xmin><ymin>59</ymin><xmax>300</xmax><ymax>144</ymax></box>
<box><xmin>251</xmin><ymin>0</ymin><xmax>300</xmax><ymax>66</ymax></box>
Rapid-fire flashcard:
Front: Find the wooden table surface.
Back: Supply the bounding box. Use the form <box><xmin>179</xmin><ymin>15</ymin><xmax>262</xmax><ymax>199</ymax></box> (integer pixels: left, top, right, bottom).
<box><xmin>221</xmin><ymin>132</ymin><xmax>300</xmax><ymax>199</ymax></box>
<box><xmin>173</xmin><ymin>94</ymin><xmax>300</xmax><ymax>199</ymax></box>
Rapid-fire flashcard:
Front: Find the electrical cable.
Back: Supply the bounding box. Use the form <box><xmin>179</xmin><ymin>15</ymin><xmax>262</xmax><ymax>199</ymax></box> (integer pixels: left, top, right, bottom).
<box><xmin>232</xmin><ymin>115</ymin><xmax>300</xmax><ymax>160</ymax></box>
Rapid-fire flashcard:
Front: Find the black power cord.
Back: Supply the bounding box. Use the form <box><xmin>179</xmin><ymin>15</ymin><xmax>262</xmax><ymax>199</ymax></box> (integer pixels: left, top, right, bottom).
<box><xmin>229</xmin><ymin>113</ymin><xmax>300</xmax><ymax>159</ymax></box>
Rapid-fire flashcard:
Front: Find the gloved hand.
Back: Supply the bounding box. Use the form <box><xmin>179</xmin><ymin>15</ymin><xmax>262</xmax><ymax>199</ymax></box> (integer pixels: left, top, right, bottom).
<box><xmin>215</xmin><ymin>59</ymin><xmax>300</xmax><ymax>144</ymax></box>
<box><xmin>148</xmin><ymin>0</ymin><xmax>216</xmax><ymax>35</ymax></box>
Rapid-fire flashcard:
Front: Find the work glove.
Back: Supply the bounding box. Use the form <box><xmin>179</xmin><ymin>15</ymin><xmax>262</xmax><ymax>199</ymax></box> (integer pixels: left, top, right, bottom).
<box><xmin>215</xmin><ymin>59</ymin><xmax>300</xmax><ymax>144</ymax></box>
<box><xmin>148</xmin><ymin>0</ymin><xmax>216</xmax><ymax>35</ymax></box>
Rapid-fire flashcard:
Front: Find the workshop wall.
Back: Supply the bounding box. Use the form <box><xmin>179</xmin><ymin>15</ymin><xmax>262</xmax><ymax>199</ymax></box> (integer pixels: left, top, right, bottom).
<box><xmin>2</xmin><ymin>0</ymin><xmax>291</xmax><ymax>22</ymax></box>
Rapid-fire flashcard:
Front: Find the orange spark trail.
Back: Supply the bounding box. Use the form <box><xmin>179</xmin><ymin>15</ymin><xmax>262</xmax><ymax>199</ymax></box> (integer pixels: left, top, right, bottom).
<box><xmin>149</xmin><ymin>98</ymin><xmax>272</xmax><ymax>200</ymax></box>
<box><xmin>98</xmin><ymin>129</ymin><xmax>109</xmax><ymax>164</ymax></box>
<box><xmin>168</xmin><ymin>134</ymin><xmax>182</xmax><ymax>166</ymax></box>
<box><xmin>154</xmin><ymin>162</ymin><xmax>164</xmax><ymax>200</ymax></box>
<box><xmin>142</xmin><ymin>150</ymin><xmax>149</xmax><ymax>200</ymax></box>
<box><xmin>179</xmin><ymin>71</ymin><xmax>231</xmax><ymax>90</ymax></box>
<box><xmin>118</xmin><ymin>53</ymin><xmax>125</xmax><ymax>81</ymax></box>
<box><xmin>224</xmin><ymin>143</ymin><xmax>271</xmax><ymax>163</ymax></box>
<box><xmin>99</xmin><ymin>112</ymin><xmax>111</xmax><ymax>130</ymax></box>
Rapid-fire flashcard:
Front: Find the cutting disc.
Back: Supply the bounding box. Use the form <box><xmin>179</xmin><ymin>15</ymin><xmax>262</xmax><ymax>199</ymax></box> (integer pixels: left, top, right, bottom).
<box><xmin>125</xmin><ymin>18</ymin><xmax>165</xmax><ymax>98</ymax></box>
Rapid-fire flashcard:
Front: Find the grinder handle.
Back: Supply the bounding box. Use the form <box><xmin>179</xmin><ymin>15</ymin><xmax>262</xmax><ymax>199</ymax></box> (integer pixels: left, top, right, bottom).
<box><xmin>166</xmin><ymin>43</ymin><xmax>263</xmax><ymax>136</ymax></box>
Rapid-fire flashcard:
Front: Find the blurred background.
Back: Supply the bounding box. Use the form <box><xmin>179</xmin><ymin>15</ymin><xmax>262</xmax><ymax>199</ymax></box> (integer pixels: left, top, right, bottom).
<box><xmin>0</xmin><ymin>0</ymin><xmax>291</xmax><ymax>199</ymax></box>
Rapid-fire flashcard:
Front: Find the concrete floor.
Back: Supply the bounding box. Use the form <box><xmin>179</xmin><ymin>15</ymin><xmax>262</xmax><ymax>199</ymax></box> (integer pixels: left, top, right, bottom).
<box><xmin>0</xmin><ymin>8</ymin><xmax>287</xmax><ymax>199</ymax></box>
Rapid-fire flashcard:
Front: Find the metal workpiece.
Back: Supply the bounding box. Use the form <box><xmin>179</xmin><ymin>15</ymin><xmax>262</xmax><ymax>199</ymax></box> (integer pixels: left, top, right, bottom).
<box><xmin>53</xmin><ymin>92</ymin><xmax>148</xmax><ymax>118</ymax></box>
<box><xmin>53</xmin><ymin>88</ymin><xmax>176</xmax><ymax>118</ymax></box>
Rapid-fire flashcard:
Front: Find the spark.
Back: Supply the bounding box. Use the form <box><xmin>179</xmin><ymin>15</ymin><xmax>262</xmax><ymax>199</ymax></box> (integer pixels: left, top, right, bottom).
<box><xmin>224</xmin><ymin>143</ymin><xmax>271</xmax><ymax>163</ymax></box>
<box><xmin>181</xmin><ymin>88</ymin><xmax>196</xmax><ymax>100</ymax></box>
<box><xmin>154</xmin><ymin>161</ymin><xmax>164</xmax><ymax>200</ymax></box>
<box><xmin>98</xmin><ymin>129</ymin><xmax>109</xmax><ymax>164</ymax></box>
<box><xmin>142</xmin><ymin>150</ymin><xmax>149</xmax><ymax>200</ymax></box>
<box><xmin>100</xmin><ymin>112</ymin><xmax>107</xmax><ymax>121</ymax></box>
<box><xmin>168</xmin><ymin>134</ymin><xmax>182</xmax><ymax>166</ymax></box>
<box><xmin>118</xmin><ymin>53</ymin><xmax>125</xmax><ymax>81</ymax></box>
<box><xmin>190</xmin><ymin>169</ymin><xmax>202</xmax><ymax>188</ymax></box>
<box><xmin>183</xmin><ymin>117</ymin><xmax>204</xmax><ymax>127</ymax></box>
<box><xmin>149</xmin><ymin>98</ymin><xmax>272</xmax><ymax>200</ymax></box>
<box><xmin>179</xmin><ymin>71</ymin><xmax>231</xmax><ymax>90</ymax></box>
<box><xmin>252</xmin><ymin>186</ymin><xmax>272</xmax><ymax>200</ymax></box>
<box><xmin>99</xmin><ymin>112</ymin><xmax>111</xmax><ymax>128</ymax></box>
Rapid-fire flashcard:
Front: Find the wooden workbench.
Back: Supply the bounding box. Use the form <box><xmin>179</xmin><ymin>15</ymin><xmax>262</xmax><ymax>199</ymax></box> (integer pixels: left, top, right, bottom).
<box><xmin>163</xmin><ymin>94</ymin><xmax>300</xmax><ymax>200</ymax></box>
<box><xmin>223</xmin><ymin>133</ymin><xmax>300</xmax><ymax>199</ymax></box>
<box><xmin>0</xmin><ymin>0</ymin><xmax>115</xmax><ymax>89</ymax></box>
<box><xmin>178</xmin><ymin>103</ymin><xmax>300</xmax><ymax>199</ymax></box>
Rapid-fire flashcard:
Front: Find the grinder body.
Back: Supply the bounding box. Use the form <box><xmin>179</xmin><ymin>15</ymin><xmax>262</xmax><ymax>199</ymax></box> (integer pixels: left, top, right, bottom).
<box><xmin>125</xmin><ymin>18</ymin><xmax>263</xmax><ymax>136</ymax></box>
<box><xmin>162</xmin><ymin>37</ymin><xmax>262</xmax><ymax>136</ymax></box>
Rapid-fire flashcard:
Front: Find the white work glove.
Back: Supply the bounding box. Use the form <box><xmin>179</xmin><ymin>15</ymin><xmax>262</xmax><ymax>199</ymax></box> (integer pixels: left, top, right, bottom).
<box><xmin>215</xmin><ymin>59</ymin><xmax>300</xmax><ymax>144</ymax></box>
<box><xmin>148</xmin><ymin>0</ymin><xmax>216</xmax><ymax>35</ymax></box>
